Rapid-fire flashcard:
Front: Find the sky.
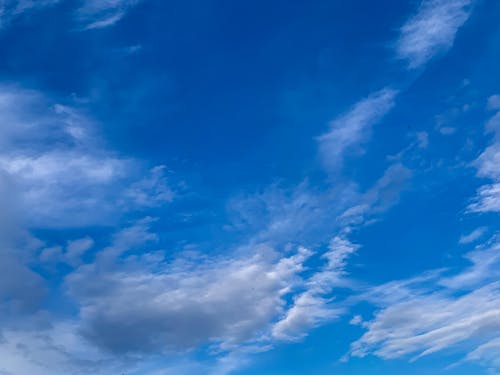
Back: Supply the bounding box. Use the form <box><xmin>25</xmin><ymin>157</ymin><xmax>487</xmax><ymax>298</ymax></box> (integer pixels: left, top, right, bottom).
<box><xmin>0</xmin><ymin>0</ymin><xmax>499</xmax><ymax>374</ymax></box>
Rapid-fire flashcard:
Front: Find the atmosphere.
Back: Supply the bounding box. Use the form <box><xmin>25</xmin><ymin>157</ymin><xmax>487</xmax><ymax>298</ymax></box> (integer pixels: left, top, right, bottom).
<box><xmin>0</xmin><ymin>1</ymin><xmax>499</xmax><ymax>374</ymax></box>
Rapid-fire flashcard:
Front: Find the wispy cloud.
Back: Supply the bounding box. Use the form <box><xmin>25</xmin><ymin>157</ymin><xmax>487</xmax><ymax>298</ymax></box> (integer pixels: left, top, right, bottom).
<box><xmin>487</xmin><ymin>95</ymin><xmax>500</xmax><ymax>111</ymax></box>
<box><xmin>468</xmin><ymin>104</ymin><xmax>500</xmax><ymax>213</ymax></box>
<box><xmin>397</xmin><ymin>0</ymin><xmax>474</xmax><ymax>69</ymax></box>
<box><xmin>347</xmin><ymin>96</ymin><xmax>500</xmax><ymax>371</ymax></box>
<box><xmin>76</xmin><ymin>0</ymin><xmax>141</xmax><ymax>30</ymax></box>
<box><xmin>0</xmin><ymin>0</ymin><xmax>141</xmax><ymax>30</ymax></box>
<box><xmin>348</xmin><ymin>236</ymin><xmax>500</xmax><ymax>369</ymax></box>
<box><xmin>459</xmin><ymin>227</ymin><xmax>488</xmax><ymax>244</ymax></box>
<box><xmin>272</xmin><ymin>235</ymin><xmax>358</xmax><ymax>341</ymax></box>
<box><xmin>318</xmin><ymin>88</ymin><xmax>397</xmax><ymax>173</ymax></box>
<box><xmin>0</xmin><ymin>0</ymin><xmax>59</xmax><ymax>28</ymax></box>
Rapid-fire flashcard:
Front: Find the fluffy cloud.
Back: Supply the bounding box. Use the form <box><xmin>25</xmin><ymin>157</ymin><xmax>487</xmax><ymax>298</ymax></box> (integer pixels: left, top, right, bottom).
<box><xmin>0</xmin><ymin>85</ymin><xmax>173</xmax><ymax>228</ymax></box>
<box><xmin>65</xmin><ymin>220</ymin><xmax>314</xmax><ymax>354</ymax></box>
<box><xmin>397</xmin><ymin>0</ymin><xmax>474</xmax><ymax>68</ymax></box>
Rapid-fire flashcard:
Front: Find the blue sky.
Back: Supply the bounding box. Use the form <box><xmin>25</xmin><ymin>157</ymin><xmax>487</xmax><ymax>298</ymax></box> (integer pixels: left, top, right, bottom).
<box><xmin>0</xmin><ymin>0</ymin><xmax>499</xmax><ymax>374</ymax></box>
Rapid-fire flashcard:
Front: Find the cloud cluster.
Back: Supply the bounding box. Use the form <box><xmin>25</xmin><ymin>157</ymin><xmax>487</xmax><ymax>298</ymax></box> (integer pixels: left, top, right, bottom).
<box><xmin>0</xmin><ymin>0</ymin><xmax>489</xmax><ymax>373</ymax></box>
<box><xmin>67</xmin><ymin>222</ymin><xmax>313</xmax><ymax>354</ymax></box>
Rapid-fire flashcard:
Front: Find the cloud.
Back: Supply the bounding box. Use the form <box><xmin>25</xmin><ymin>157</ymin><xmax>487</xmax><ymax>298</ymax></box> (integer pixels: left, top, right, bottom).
<box><xmin>65</xmin><ymin>221</ymin><xmax>314</xmax><ymax>354</ymax></box>
<box><xmin>468</xmin><ymin>183</ymin><xmax>500</xmax><ymax>213</ymax></box>
<box><xmin>348</xmin><ymin>236</ymin><xmax>500</xmax><ymax>371</ymax></box>
<box><xmin>224</xmin><ymin>161</ymin><xmax>411</xmax><ymax>343</ymax></box>
<box><xmin>465</xmin><ymin>338</ymin><xmax>500</xmax><ymax>368</ymax></box>
<box><xmin>397</xmin><ymin>0</ymin><xmax>474</xmax><ymax>69</ymax></box>
<box><xmin>0</xmin><ymin>85</ymin><xmax>173</xmax><ymax>228</ymax></box>
<box><xmin>226</xmin><ymin>160</ymin><xmax>410</xmax><ymax>250</ymax></box>
<box><xmin>441</xmin><ymin>237</ymin><xmax>500</xmax><ymax>290</ymax></box>
<box><xmin>459</xmin><ymin>227</ymin><xmax>488</xmax><ymax>244</ymax></box>
<box><xmin>76</xmin><ymin>0</ymin><xmax>141</xmax><ymax>29</ymax></box>
<box><xmin>0</xmin><ymin>0</ymin><xmax>141</xmax><ymax>31</ymax></box>
<box><xmin>39</xmin><ymin>237</ymin><xmax>94</xmax><ymax>266</ymax></box>
<box><xmin>0</xmin><ymin>0</ymin><xmax>59</xmax><ymax>28</ymax></box>
<box><xmin>416</xmin><ymin>131</ymin><xmax>429</xmax><ymax>148</ymax></box>
<box><xmin>348</xmin><ymin>99</ymin><xmax>500</xmax><ymax>370</ymax></box>
<box><xmin>0</xmin><ymin>249</ymin><xmax>46</xmax><ymax>315</ymax></box>
<box><xmin>468</xmin><ymin>107</ymin><xmax>500</xmax><ymax>213</ymax></box>
<box><xmin>272</xmin><ymin>235</ymin><xmax>358</xmax><ymax>341</ymax></box>
<box><xmin>318</xmin><ymin>88</ymin><xmax>397</xmax><ymax>173</ymax></box>
<box><xmin>225</xmin><ymin>181</ymin><xmax>359</xmax><ymax>246</ymax></box>
<box><xmin>487</xmin><ymin>95</ymin><xmax>500</xmax><ymax>111</ymax></box>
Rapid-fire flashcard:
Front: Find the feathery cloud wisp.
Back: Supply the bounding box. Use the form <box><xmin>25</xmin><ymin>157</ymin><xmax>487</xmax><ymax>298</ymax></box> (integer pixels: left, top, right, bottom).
<box><xmin>397</xmin><ymin>0</ymin><xmax>474</xmax><ymax>69</ymax></box>
<box><xmin>318</xmin><ymin>88</ymin><xmax>397</xmax><ymax>173</ymax></box>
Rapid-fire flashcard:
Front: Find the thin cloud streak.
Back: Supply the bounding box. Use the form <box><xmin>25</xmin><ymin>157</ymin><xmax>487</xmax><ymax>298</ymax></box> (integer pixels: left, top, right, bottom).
<box><xmin>397</xmin><ymin>0</ymin><xmax>474</xmax><ymax>69</ymax></box>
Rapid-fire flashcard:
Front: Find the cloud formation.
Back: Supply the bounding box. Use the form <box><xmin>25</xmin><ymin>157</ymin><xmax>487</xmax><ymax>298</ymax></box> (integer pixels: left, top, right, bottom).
<box><xmin>0</xmin><ymin>0</ymin><xmax>59</xmax><ymax>28</ymax></box>
<box><xmin>397</xmin><ymin>0</ymin><xmax>474</xmax><ymax>68</ymax></box>
<box><xmin>0</xmin><ymin>86</ymin><xmax>173</xmax><ymax>228</ymax></box>
<box><xmin>318</xmin><ymin>88</ymin><xmax>397</xmax><ymax>173</ymax></box>
<box><xmin>65</xmin><ymin>220</ymin><xmax>313</xmax><ymax>354</ymax></box>
<box><xmin>468</xmin><ymin>104</ymin><xmax>500</xmax><ymax>213</ymax></box>
<box><xmin>76</xmin><ymin>0</ymin><xmax>141</xmax><ymax>29</ymax></box>
<box><xmin>272</xmin><ymin>235</ymin><xmax>358</xmax><ymax>341</ymax></box>
<box><xmin>349</xmin><ymin>236</ymin><xmax>500</xmax><ymax>369</ymax></box>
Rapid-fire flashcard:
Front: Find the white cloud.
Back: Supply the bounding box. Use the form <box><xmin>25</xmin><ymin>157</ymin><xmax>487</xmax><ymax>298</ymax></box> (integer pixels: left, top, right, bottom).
<box><xmin>487</xmin><ymin>95</ymin><xmax>500</xmax><ymax>111</ymax></box>
<box><xmin>465</xmin><ymin>338</ymin><xmax>500</xmax><ymax>368</ymax></box>
<box><xmin>459</xmin><ymin>227</ymin><xmax>488</xmax><ymax>244</ymax></box>
<box><xmin>0</xmin><ymin>0</ymin><xmax>59</xmax><ymax>28</ymax></box>
<box><xmin>76</xmin><ymin>0</ymin><xmax>141</xmax><ymax>29</ymax></box>
<box><xmin>272</xmin><ymin>235</ymin><xmax>358</xmax><ymax>341</ymax></box>
<box><xmin>416</xmin><ymin>131</ymin><xmax>429</xmax><ymax>148</ymax></box>
<box><xmin>439</xmin><ymin>126</ymin><xmax>456</xmax><ymax>135</ymax></box>
<box><xmin>441</xmin><ymin>237</ymin><xmax>500</xmax><ymax>290</ymax></box>
<box><xmin>347</xmin><ymin>99</ymin><xmax>500</xmax><ymax>370</ymax></box>
<box><xmin>468</xmin><ymin>107</ymin><xmax>500</xmax><ymax>213</ymax></box>
<box><xmin>468</xmin><ymin>183</ymin><xmax>500</xmax><ymax>213</ymax></box>
<box><xmin>222</xmin><ymin>161</ymin><xmax>411</xmax><ymax>344</ymax></box>
<box><xmin>0</xmin><ymin>85</ymin><xmax>174</xmax><ymax>228</ymax></box>
<box><xmin>226</xmin><ymin>161</ymin><xmax>410</xmax><ymax>249</ymax></box>
<box><xmin>66</xmin><ymin>237</ymin><xmax>94</xmax><ymax>264</ymax></box>
<box><xmin>124</xmin><ymin>165</ymin><xmax>174</xmax><ymax>207</ymax></box>
<box><xmin>397</xmin><ymin>0</ymin><xmax>474</xmax><ymax>69</ymax></box>
<box><xmin>318</xmin><ymin>88</ymin><xmax>397</xmax><ymax>173</ymax></box>
<box><xmin>65</xmin><ymin>221</ymin><xmax>314</xmax><ymax>354</ymax></box>
<box><xmin>39</xmin><ymin>237</ymin><xmax>94</xmax><ymax>266</ymax></box>
<box><xmin>348</xmin><ymin>236</ymin><xmax>500</xmax><ymax>371</ymax></box>
<box><xmin>0</xmin><ymin>0</ymin><xmax>141</xmax><ymax>30</ymax></box>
